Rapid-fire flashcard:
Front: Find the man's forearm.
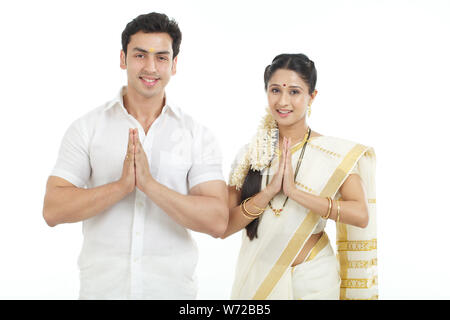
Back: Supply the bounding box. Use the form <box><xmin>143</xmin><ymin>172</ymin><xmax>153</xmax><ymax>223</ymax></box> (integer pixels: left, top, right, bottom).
<box><xmin>144</xmin><ymin>180</ymin><xmax>228</xmax><ymax>238</ymax></box>
<box><xmin>43</xmin><ymin>181</ymin><xmax>129</xmax><ymax>227</ymax></box>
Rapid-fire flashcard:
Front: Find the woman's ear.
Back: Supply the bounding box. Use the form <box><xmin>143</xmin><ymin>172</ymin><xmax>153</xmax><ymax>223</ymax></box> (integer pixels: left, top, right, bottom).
<box><xmin>310</xmin><ymin>89</ymin><xmax>318</xmax><ymax>103</ymax></box>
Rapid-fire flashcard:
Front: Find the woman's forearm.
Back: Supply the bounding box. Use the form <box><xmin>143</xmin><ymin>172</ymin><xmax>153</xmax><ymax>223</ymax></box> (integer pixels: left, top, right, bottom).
<box><xmin>288</xmin><ymin>189</ymin><xmax>369</xmax><ymax>228</ymax></box>
<box><xmin>222</xmin><ymin>187</ymin><xmax>276</xmax><ymax>239</ymax></box>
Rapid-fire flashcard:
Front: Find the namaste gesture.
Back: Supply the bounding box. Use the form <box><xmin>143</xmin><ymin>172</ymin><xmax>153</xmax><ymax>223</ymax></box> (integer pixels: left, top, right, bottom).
<box><xmin>119</xmin><ymin>128</ymin><xmax>154</xmax><ymax>194</ymax></box>
<box><xmin>265</xmin><ymin>136</ymin><xmax>303</xmax><ymax>199</ymax></box>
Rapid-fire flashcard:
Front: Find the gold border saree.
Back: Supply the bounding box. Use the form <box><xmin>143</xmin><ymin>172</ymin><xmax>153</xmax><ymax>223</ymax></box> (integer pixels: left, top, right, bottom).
<box><xmin>229</xmin><ymin>136</ymin><xmax>377</xmax><ymax>300</ymax></box>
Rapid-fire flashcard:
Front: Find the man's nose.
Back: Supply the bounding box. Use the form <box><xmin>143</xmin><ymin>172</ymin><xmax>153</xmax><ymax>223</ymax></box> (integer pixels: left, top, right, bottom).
<box><xmin>144</xmin><ymin>56</ymin><xmax>157</xmax><ymax>73</ymax></box>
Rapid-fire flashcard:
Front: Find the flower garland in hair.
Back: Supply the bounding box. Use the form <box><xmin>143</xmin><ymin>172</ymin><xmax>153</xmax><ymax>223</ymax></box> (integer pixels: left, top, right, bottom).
<box><xmin>229</xmin><ymin>109</ymin><xmax>278</xmax><ymax>190</ymax></box>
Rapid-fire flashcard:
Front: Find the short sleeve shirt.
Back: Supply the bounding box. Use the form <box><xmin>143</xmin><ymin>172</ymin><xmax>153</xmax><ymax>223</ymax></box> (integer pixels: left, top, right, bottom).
<box><xmin>50</xmin><ymin>87</ymin><xmax>224</xmax><ymax>299</ymax></box>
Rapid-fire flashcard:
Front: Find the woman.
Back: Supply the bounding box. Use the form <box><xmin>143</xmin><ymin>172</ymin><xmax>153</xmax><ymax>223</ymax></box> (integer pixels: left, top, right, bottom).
<box><xmin>222</xmin><ymin>54</ymin><xmax>377</xmax><ymax>300</ymax></box>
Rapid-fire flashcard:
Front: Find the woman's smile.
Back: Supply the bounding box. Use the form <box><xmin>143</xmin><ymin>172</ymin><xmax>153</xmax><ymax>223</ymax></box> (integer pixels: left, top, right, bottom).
<box><xmin>276</xmin><ymin>108</ymin><xmax>293</xmax><ymax>117</ymax></box>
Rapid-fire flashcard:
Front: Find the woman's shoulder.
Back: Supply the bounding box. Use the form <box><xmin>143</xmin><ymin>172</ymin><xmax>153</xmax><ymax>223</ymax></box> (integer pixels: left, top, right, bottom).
<box><xmin>309</xmin><ymin>132</ymin><xmax>368</xmax><ymax>147</ymax></box>
<box><xmin>234</xmin><ymin>143</ymin><xmax>251</xmax><ymax>158</ymax></box>
<box><xmin>308</xmin><ymin>133</ymin><xmax>375</xmax><ymax>158</ymax></box>
<box><xmin>229</xmin><ymin>143</ymin><xmax>251</xmax><ymax>171</ymax></box>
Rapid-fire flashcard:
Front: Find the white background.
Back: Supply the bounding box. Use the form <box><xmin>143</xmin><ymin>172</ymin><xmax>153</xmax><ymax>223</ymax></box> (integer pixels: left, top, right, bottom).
<box><xmin>0</xmin><ymin>0</ymin><xmax>449</xmax><ymax>299</ymax></box>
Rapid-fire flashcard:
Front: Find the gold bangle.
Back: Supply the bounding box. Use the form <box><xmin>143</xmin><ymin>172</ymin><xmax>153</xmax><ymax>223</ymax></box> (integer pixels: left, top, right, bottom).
<box><xmin>336</xmin><ymin>199</ymin><xmax>341</xmax><ymax>222</ymax></box>
<box><xmin>252</xmin><ymin>203</ymin><xmax>267</xmax><ymax>212</ymax></box>
<box><xmin>245</xmin><ymin>194</ymin><xmax>267</xmax><ymax>212</ymax></box>
<box><xmin>324</xmin><ymin>197</ymin><xmax>332</xmax><ymax>219</ymax></box>
<box><xmin>242</xmin><ymin>197</ymin><xmax>264</xmax><ymax>217</ymax></box>
<box><xmin>243</xmin><ymin>198</ymin><xmax>264</xmax><ymax>216</ymax></box>
<box><xmin>240</xmin><ymin>202</ymin><xmax>257</xmax><ymax>219</ymax></box>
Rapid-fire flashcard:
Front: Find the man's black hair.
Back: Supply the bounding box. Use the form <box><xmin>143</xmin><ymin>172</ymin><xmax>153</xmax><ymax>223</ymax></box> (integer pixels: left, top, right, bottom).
<box><xmin>121</xmin><ymin>12</ymin><xmax>182</xmax><ymax>59</ymax></box>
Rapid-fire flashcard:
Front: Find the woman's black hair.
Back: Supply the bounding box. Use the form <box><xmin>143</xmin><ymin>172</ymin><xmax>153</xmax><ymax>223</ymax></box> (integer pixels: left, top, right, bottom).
<box><xmin>242</xmin><ymin>53</ymin><xmax>317</xmax><ymax>240</ymax></box>
<box><xmin>241</xmin><ymin>170</ymin><xmax>263</xmax><ymax>240</ymax></box>
<box><xmin>264</xmin><ymin>53</ymin><xmax>317</xmax><ymax>94</ymax></box>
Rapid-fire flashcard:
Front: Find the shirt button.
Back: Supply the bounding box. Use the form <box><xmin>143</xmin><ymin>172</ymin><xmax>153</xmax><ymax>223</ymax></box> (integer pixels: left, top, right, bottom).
<box><xmin>137</xmin><ymin>201</ymin><xmax>144</xmax><ymax>208</ymax></box>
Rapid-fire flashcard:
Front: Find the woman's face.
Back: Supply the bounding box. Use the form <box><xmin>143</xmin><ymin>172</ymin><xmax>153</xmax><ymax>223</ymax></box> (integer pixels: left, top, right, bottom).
<box><xmin>267</xmin><ymin>68</ymin><xmax>316</xmax><ymax>127</ymax></box>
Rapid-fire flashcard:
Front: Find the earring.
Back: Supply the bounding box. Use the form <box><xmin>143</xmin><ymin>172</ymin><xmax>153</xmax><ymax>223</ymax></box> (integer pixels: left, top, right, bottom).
<box><xmin>307</xmin><ymin>105</ymin><xmax>311</xmax><ymax>117</ymax></box>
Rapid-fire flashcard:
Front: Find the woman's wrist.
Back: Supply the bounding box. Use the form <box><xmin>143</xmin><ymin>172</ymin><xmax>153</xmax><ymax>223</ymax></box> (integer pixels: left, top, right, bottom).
<box><xmin>247</xmin><ymin>189</ymin><xmax>271</xmax><ymax>214</ymax></box>
<box><xmin>286</xmin><ymin>187</ymin><xmax>304</xmax><ymax>204</ymax></box>
<box><xmin>284</xmin><ymin>182</ymin><xmax>298</xmax><ymax>198</ymax></box>
<box><xmin>262</xmin><ymin>184</ymin><xmax>278</xmax><ymax>200</ymax></box>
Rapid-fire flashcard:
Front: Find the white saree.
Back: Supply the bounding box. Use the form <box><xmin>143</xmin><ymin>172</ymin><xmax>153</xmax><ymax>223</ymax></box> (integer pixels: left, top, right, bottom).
<box><xmin>229</xmin><ymin>134</ymin><xmax>377</xmax><ymax>300</ymax></box>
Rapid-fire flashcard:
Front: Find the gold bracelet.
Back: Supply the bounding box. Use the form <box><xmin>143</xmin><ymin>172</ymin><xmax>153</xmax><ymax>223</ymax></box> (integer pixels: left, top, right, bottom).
<box><xmin>243</xmin><ymin>197</ymin><xmax>264</xmax><ymax>216</ymax></box>
<box><xmin>242</xmin><ymin>197</ymin><xmax>264</xmax><ymax>218</ymax></box>
<box><xmin>324</xmin><ymin>197</ymin><xmax>332</xmax><ymax>219</ymax></box>
<box><xmin>336</xmin><ymin>199</ymin><xmax>341</xmax><ymax>222</ymax></box>
<box><xmin>240</xmin><ymin>201</ymin><xmax>255</xmax><ymax>219</ymax></box>
<box><xmin>240</xmin><ymin>202</ymin><xmax>257</xmax><ymax>219</ymax></box>
<box><xmin>252</xmin><ymin>203</ymin><xmax>267</xmax><ymax>212</ymax></box>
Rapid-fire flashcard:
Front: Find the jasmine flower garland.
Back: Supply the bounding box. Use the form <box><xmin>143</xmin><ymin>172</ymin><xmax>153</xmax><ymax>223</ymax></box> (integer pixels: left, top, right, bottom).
<box><xmin>229</xmin><ymin>109</ymin><xmax>278</xmax><ymax>190</ymax></box>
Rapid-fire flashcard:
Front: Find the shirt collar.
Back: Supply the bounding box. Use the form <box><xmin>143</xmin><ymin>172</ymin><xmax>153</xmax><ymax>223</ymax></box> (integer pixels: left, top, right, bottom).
<box><xmin>105</xmin><ymin>86</ymin><xmax>181</xmax><ymax>119</ymax></box>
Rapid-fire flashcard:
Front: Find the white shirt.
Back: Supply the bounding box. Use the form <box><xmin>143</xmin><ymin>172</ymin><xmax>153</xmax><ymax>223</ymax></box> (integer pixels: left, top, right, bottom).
<box><xmin>51</xmin><ymin>87</ymin><xmax>224</xmax><ymax>299</ymax></box>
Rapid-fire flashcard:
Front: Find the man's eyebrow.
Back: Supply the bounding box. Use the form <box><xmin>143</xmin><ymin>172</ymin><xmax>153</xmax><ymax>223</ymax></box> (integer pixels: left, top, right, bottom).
<box><xmin>132</xmin><ymin>47</ymin><xmax>171</xmax><ymax>55</ymax></box>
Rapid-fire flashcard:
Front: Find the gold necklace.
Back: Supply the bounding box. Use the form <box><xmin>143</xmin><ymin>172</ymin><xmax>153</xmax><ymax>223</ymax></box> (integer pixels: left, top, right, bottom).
<box><xmin>275</xmin><ymin>129</ymin><xmax>311</xmax><ymax>158</ymax></box>
<box><xmin>267</xmin><ymin>128</ymin><xmax>311</xmax><ymax>216</ymax></box>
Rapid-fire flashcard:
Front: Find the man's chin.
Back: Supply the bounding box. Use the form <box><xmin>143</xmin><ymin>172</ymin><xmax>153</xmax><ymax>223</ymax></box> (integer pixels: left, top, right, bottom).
<box><xmin>130</xmin><ymin>84</ymin><xmax>163</xmax><ymax>100</ymax></box>
<box><xmin>139</xmin><ymin>89</ymin><xmax>158</xmax><ymax>99</ymax></box>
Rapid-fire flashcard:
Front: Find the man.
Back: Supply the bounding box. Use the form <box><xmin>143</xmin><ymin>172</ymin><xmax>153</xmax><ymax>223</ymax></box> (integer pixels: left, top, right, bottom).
<box><xmin>43</xmin><ymin>12</ymin><xmax>228</xmax><ymax>299</ymax></box>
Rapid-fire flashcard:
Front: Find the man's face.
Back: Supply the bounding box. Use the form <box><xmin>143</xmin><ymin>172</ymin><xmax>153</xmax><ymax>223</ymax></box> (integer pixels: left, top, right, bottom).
<box><xmin>120</xmin><ymin>31</ymin><xmax>177</xmax><ymax>100</ymax></box>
